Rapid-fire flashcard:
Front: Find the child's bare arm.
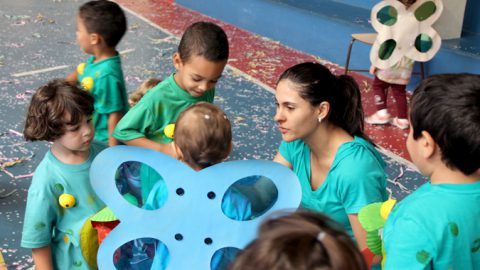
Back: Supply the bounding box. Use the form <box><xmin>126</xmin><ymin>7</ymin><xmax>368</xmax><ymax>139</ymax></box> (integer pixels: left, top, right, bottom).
<box><xmin>65</xmin><ymin>71</ymin><xmax>78</xmax><ymax>85</ymax></box>
<box><xmin>32</xmin><ymin>246</ymin><xmax>53</xmax><ymax>270</ymax></box>
<box><xmin>121</xmin><ymin>138</ymin><xmax>177</xmax><ymax>158</ymax></box>
<box><xmin>108</xmin><ymin>112</ymin><xmax>123</xmax><ymax>146</ymax></box>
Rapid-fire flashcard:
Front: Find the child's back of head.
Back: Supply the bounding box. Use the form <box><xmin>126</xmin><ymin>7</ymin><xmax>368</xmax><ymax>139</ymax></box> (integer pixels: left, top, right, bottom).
<box><xmin>24</xmin><ymin>79</ymin><xmax>94</xmax><ymax>142</ymax></box>
<box><xmin>79</xmin><ymin>0</ymin><xmax>127</xmax><ymax>48</ymax></box>
<box><xmin>229</xmin><ymin>211</ymin><xmax>368</xmax><ymax>270</ymax></box>
<box><xmin>178</xmin><ymin>21</ymin><xmax>229</xmax><ymax>63</ymax></box>
<box><xmin>174</xmin><ymin>102</ymin><xmax>232</xmax><ymax>170</ymax></box>
<box><xmin>410</xmin><ymin>73</ymin><xmax>480</xmax><ymax>176</ymax></box>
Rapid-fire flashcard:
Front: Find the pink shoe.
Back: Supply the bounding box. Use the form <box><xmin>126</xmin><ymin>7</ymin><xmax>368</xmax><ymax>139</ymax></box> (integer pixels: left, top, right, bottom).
<box><xmin>365</xmin><ymin>111</ymin><xmax>391</xmax><ymax>125</ymax></box>
<box><xmin>391</xmin><ymin>117</ymin><xmax>409</xmax><ymax>130</ymax></box>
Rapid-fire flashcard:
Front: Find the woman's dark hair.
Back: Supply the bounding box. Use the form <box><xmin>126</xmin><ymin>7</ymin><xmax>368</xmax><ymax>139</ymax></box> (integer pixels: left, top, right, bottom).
<box><xmin>174</xmin><ymin>102</ymin><xmax>232</xmax><ymax>169</ymax></box>
<box><xmin>229</xmin><ymin>211</ymin><xmax>368</xmax><ymax>270</ymax></box>
<box><xmin>278</xmin><ymin>62</ymin><xmax>366</xmax><ymax>139</ymax></box>
<box><xmin>410</xmin><ymin>73</ymin><xmax>480</xmax><ymax>175</ymax></box>
<box><xmin>79</xmin><ymin>0</ymin><xmax>127</xmax><ymax>47</ymax></box>
<box><xmin>178</xmin><ymin>21</ymin><xmax>229</xmax><ymax>63</ymax></box>
<box><xmin>24</xmin><ymin>79</ymin><xmax>94</xmax><ymax>141</ymax></box>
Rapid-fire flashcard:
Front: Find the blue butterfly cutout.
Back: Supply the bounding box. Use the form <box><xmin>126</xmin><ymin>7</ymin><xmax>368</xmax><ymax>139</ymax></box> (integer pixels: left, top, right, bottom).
<box><xmin>90</xmin><ymin>146</ymin><xmax>302</xmax><ymax>269</ymax></box>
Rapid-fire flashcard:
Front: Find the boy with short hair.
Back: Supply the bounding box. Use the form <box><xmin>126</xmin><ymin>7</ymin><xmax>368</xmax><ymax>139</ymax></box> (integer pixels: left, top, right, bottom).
<box><xmin>67</xmin><ymin>0</ymin><xmax>129</xmax><ymax>146</ymax></box>
<box><xmin>383</xmin><ymin>74</ymin><xmax>480</xmax><ymax>269</ymax></box>
<box><xmin>113</xmin><ymin>21</ymin><xmax>229</xmax><ymax>156</ymax></box>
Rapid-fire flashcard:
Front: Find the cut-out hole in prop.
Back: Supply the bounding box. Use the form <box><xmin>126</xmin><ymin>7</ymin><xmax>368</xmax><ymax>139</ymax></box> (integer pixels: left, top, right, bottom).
<box><xmin>207</xmin><ymin>191</ymin><xmax>216</xmax><ymax>199</ymax></box>
<box><xmin>204</xmin><ymin>237</ymin><xmax>213</xmax><ymax>245</ymax></box>
<box><xmin>113</xmin><ymin>237</ymin><xmax>163</xmax><ymax>270</ymax></box>
<box><xmin>415</xmin><ymin>34</ymin><xmax>433</xmax><ymax>52</ymax></box>
<box><xmin>176</xmin><ymin>188</ymin><xmax>185</xmax><ymax>196</ymax></box>
<box><xmin>175</xmin><ymin>233</ymin><xmax>183</xmax><ymax>241</ymax></box>
<box><xmin>211</xmin><ymin>247</ymin><xmax>241</xmax><ymax>270</ymax></box>
<box><xmin>377</xmin><ymin>6</ymin><xmax>397</xmax><ymax>26</ymax></box>
<box><xmin>222</xmin><ymin>175</ymin><xmax>278</xmax><ymax>221</ymax></box>
<box><xmin>116</xmin><ymin>161</ymin><xmax>167</xmax><ymax>209</ymax></box>
<box><xmin>415</xmin><ymin>1</ymin><xmax>436</xmax><ymax>21</ymax></box>
<box><xmin>378</xmin><ymin>39</ymin><xmax>397</xmax><ymax>60</ymax></box>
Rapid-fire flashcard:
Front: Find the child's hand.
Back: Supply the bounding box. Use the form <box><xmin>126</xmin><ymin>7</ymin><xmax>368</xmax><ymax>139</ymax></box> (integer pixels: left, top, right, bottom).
<box><xmin>369</xmin><ymin>65</ymin><xmax>377</xmax><ymax>75</ymax></box>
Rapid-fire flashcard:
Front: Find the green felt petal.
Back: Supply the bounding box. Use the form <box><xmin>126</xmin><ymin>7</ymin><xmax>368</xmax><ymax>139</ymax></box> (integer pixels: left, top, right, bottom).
<box><xmin>90</xmin><ymin>207</ymin><xmax>118</xmax><ymax>222</ymax></box>
<box><xmin>358</xmin><ymin>202</ymin><xmax>385</xmax><ymax>231</ymax></box>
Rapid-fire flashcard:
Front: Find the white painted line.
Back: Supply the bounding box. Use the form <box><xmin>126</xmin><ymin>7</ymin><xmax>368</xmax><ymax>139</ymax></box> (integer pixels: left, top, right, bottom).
<box><xmin>11</xmin><ymin>65</ymin><xmax>70</xmax><ymax>77</ymax></box>
<box><xmin>11</xmin><ymin>49</ymin><xmax>134</xmax><ymax>78</ymax></box>
<box><xmin>119</xmin><ymin>48</ymin><xmax>135</xmax><ymax>54</ymax></box>
<box><xmin>117</xmin><ymin>3</ymin><xmax>177</xmax><ymax>38</ymax></box>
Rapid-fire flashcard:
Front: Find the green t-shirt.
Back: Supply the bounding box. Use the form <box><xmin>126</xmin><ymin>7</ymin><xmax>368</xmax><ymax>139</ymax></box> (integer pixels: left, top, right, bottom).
<box><xmin>279</xmin><ymin>136</ymin><xmax>388</xmax><ymax>238</ymax></box>
<box><xmin>384</xmin><ymin>181</ymin><xmax>480</xmax><ymax>269</ymax></box>
<box><xmin>113</xmin><ymin>73</ymin><xmax>215</xmax><ymax>144</ymax></box>
<box><xmin>77</xmin><ymin>54</ymin><xmax>129</xmax><ymax>143</ymax></box>
<box><xmin>21</xmin><ymin>141</ymin><xmax>106</xmax><ymax>270</ymax></box>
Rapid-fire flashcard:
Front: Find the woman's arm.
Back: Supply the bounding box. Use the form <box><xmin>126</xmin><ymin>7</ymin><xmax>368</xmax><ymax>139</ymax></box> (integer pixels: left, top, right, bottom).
<box><xmin>348</xmin><ymin>214</ymin><xmax>368</xmax><ymax>251</ymax></box>
<box><xmin>273</xmin><ymin>152</ymin><xmax>292</xmax><ymax>169</ymax></box>
<box><xmin>32</xmin><ymin>246</ymin><xmax>53</xmax><ymax>270</ymax></box>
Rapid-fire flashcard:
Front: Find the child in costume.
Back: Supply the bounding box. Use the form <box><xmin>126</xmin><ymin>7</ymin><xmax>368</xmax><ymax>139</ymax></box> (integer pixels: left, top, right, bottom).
<box><xmin>229</xmin><ymin>211</ymin><xmax>368</xmax><ymax>270</ymax></box>
<box><xmin>67</xmin><ymin>0</ymin><xmax>129</xmax><ymax>146</ymax></box>
<box><xmin>383</xmin><ymin>74</ymin><xmax>480</xmax><ymax>269</ymax></box>
<box><xmin>365</xmin><ymin>0</ymin><xmax>417</xmax><ymax>130</ymax></box>
<box><xmin>113</xmin><ymin>21</ymin><xmax>229</xmax><ymax>204</ymax></box>
<box><xmin>128</xmin><ymin>78</ymin><xmax>161</xmax><ymax>107</ymax></box>
<box><xmin>21</xmin><ymin>80</ymin><xmax>106</xmax><ymax>270</ymax></box>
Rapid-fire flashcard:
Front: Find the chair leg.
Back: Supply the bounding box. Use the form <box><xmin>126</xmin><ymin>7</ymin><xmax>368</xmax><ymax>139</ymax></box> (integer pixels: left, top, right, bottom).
<box><xmin>344</xmin><ymin>38</ymin><xmax>356</xmax><ymax>75</ymax></box>
<box><xmin>420</xmin><ymin>62</ymin><xmax>425</xmax><ymax>79</ymax></box>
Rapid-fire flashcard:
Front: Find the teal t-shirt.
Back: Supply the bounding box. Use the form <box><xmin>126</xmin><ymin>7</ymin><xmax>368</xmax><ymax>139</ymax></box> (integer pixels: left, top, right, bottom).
<box><xmin>279</xmin><ymin>136</ymin><xmax>388</xmax><ymax>238</ymax></box>
<box><xmin>77</xmin><ymin>54</ymin><xmax>129</xmax><ymax>143</ymax></box>
<box><xmin>113</xmin><ymin>73</ymin><xmax>215</xmax><ymax>144</ymax></box>
<box><xmin>383</xmin><ymin>181</ymin><xmax>480</xmax><ymax>269</ymax></box>
<box><xmin>21</xmin><ymin>141</ymin><xmax>107</xmax><ymax>270</ymax></box>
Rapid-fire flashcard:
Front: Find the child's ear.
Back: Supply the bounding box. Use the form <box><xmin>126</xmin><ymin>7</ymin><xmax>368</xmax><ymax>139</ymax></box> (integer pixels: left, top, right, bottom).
<box><xmin>172</xmin><ymin>141</ymin><xmax>184</xmax><ymax>161</ymax></box>
<box><xmin>420</xmin><ymin>131</ymin><xmax>436</xmax><ymax>159</ymax></box>
<box><xmin>172</xmin><ymin>52</ymin><xmax>182</xmax><ymax>70</ymax></box>
<box><xmin>90</xmin><ymin>33</ymin><xmax>100</xmax><ymax>45</ymax></box>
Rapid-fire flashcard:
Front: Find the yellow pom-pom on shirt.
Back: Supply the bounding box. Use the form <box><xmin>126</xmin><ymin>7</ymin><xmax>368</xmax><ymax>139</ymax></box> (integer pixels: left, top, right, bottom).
<box><xmin>81</xmin><ymin>77</ymin><xmax>94</xmax><ymax>91</ymax></box>
<box><xmin>77</xmin><ymin>63</ymin><xmax>86</xmax><ymax>75</ymax></box>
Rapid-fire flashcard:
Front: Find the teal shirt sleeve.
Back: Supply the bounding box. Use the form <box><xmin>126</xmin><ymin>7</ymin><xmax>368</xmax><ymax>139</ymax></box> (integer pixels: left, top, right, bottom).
<box><xmin>384</xmin><ymin>215</ymin><xmax>434</xmax><ymax>269</ymax></box>
<box><xmin>21</xmin><ymin>179</ymin><xmax>59</xmax><ymax>248</ymax></box>
<box><xmin>113</xmin><ymin>101</ymin><xmax>156</xmax><ymax>141</ymax></box>
<box><xmin>278</xmin><ymin>140</ymin><xmax>295</xmax><ymax>164</ymax></box>
<box><xmin>336</xmin><ymin>146</ymin><xmax>388</xmax><ymax>214</ymax></box>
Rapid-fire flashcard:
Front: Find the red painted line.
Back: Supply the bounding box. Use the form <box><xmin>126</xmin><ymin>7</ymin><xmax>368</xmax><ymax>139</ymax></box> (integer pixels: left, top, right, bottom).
<box><xmin>114</xmin><ymin>0</ymin><xmax>411</xmax><ymax>161</ymax></box>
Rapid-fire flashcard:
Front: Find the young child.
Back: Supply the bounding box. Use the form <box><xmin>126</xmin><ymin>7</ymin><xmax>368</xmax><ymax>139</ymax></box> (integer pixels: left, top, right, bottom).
<box><xmin>366</xmin><ymin>0</ymin><xmax>416</xmax><ymax>130</ymax></box>
<box><xmin>116</xmin><ymin>102</ymin><xmax>251</xmax><ymax>270</ymax></box>
<box><xmin>229</xmin><ymin>211</ymin><xmax>368</xmax><ymax>270</ymax></box>
<box><xmin>21</xmin><ymin>80</ymin><xmax>106</xmax><ymax>270</ymax></box>
<box><xmin>67</xmin><ymin>0</ymin><xmax>129</xmax><ymax>146</ymax></box>
<box><xmin>128</xmin><ymin>78</ymin><xmax>161</xmax><ymax>107</ymax></box>
<box><xmin>113</xmin><ymin>21</ymin><xmax>229</xmax><ymax>202</ymax></box>
<box><xmin>113</xmin><ymin>21</ymin><xmax>229</xmax><ymax>155</ymax></box>
<box><xmin>383</xmin><ymin>74</ymin><xmax>480</xmax><ymax>269</ymax></box>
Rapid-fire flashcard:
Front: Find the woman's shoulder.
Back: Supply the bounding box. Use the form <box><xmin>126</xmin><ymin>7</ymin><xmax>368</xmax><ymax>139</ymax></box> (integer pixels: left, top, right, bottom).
<box><xmin>334</xmin><ymin>136</ymin><xmax>385</xmax><ymax>172</ymax></box>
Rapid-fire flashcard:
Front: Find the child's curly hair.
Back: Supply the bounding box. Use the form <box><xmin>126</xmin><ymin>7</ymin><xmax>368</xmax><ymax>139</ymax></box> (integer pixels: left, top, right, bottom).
<box><xmin>24</xmin><ymin>79</ymin><xmax>94</xmax><ymax>141</ymax></box>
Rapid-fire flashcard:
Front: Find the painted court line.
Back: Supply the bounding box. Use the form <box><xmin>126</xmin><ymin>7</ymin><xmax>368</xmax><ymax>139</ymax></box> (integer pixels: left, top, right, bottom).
<box><xmin>11</xmin><ymin>65</ymin><xmax>70</xmax><ymax>77</ymax></box>
<box><xmin>10</xmin><ymin>49</ymin><xmax>135</xmax><ymax>78</ymax></box>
